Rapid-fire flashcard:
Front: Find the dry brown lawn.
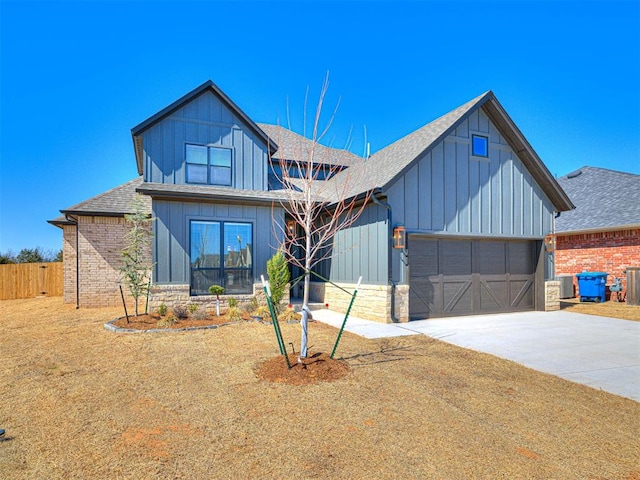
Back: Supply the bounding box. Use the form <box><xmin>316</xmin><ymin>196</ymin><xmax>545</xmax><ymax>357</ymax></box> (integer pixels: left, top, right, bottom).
<box><xmin>1</xmin><ymin>297</ymin><xmax>638</xmax><ymax>479</ymax></box>
<box><xmin>561</xmin><ymin>297</ymin><xmax>640</xmax><ymax>322</ymax></box>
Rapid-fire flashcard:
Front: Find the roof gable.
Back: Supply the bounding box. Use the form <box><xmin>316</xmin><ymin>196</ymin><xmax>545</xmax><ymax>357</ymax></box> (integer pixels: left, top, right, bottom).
<box><xmin>556</xmin><ymin>166</ymin><xmax>640</xmax><ymax>232</ymax></box>
<box><xmin>130</xmin><ymin>80</ymin><xmax>277</xmax><ymax>175</ymax></box>
<box><xmin>325</xmin><ymin>91</ymin><xmax>573</xmax><ymax>212</ymax></box>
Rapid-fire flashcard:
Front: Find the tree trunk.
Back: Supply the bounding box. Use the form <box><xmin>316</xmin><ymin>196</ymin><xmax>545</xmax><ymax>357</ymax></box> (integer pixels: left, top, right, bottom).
<box><xmin>300</xmin><ymin>228</ymin><xmax>312</xmax><ymax>359</ymax></box>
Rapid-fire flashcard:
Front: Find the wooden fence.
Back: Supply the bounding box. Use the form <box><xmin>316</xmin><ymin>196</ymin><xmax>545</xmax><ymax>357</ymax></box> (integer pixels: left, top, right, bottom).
<box><xmin>0</xmin><ymin>262</ymin><xmax>63</xmax><ymax>300</ymax></box>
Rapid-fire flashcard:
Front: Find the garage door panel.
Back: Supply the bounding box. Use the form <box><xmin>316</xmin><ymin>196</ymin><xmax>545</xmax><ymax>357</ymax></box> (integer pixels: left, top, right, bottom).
<box><xmin>509</xmin><ymin>242</ymin><xmax>535</xmax><ymax>274</ymax></box>
<box><xmin>443</xmin><ymin>280</ymin><xmax>472</xmax><ymax>313</ymax></box>
<box><xmin>478</xmin><ymin>241</ymin><xmax>507</xmax><ymax>275</ymax></box>
<box><xmin>509</xmin><ymin>279</ymin><xmax>534</xmax><ymax>308</ymax></box>
<box><xmin>409</xmin><ymin>237</ymin><xmax>536</xmax><ymax>319</ymax></box>
<box><xmin>480</xmin><ymin>280</ymin><xmax>506</xmax><ymax>311</ymax></box>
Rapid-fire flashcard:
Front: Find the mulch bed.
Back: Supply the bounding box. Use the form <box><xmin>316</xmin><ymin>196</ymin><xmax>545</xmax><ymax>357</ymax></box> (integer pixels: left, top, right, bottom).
<box><xmin>111</xmin><ymin>312</ymin><xmax>254</xmax><ymax>330</ymax></box>
<box><xmin>255</xmin><ymin>351</ymin><xmax>350</xmax><ymax>385</ymax></box>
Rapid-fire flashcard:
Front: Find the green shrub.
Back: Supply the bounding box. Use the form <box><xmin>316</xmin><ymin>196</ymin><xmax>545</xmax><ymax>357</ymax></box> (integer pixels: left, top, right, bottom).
<box><xmin>208</xmin><ymin>285</ymin><xmax>225</xmax><ymax>296</ymax></box>
<box><xmin>157</xmin><ymin>303</ymin><xmax>167</xmax><ymax>316</ymax></box>
<box><xmin>228</xmin><ymin>297</ymin><xmax>239</xmax><ymax>308</ymax></box>
<box><xmin>267</xmin><ymin>250</ymin><xmax>290</xmax><ymax>313</ymax></box>
<box><xmin>188</xmin><ymin>304</ymin><xmax>199</xmax><ymax>314</ymax></box>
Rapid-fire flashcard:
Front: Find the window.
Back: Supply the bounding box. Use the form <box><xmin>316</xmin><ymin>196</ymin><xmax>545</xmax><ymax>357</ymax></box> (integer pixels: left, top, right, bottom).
<box><xmin>186</xmin><ymin>144</ymin><xmax>232</xmax><ymax>186</ymax></box>
<box><xmin>190</xmin><ymin>221</ymin><xmax>253</xmax><ymax>295</ymax></box>
<box><xmin>471</xmin><ymin>135</ymin><xmax>489</xmax><ymax>157</ymax></box>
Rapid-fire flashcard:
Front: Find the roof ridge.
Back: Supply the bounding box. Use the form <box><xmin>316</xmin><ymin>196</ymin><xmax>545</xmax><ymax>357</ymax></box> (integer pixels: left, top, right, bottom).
<box><xmin>562</xmin><ymin>165</ymin><xmax>640</xmax><ymax>179</ymax></box>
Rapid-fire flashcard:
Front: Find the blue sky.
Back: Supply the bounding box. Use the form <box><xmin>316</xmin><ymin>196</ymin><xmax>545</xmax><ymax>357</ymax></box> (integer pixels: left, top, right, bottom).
<box><xmin>1</xmin><ymin>0</ymin><xmax>638</xmax><ymax>253</ymax></box>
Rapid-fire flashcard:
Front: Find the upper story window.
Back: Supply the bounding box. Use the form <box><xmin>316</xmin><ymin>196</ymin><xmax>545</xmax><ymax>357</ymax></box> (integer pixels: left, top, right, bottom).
<box><xmin>471</xmin><ymin>134</ymin><xmax>489</xmax><ymax>157</ymax></box>
<box><xmin>186</xmin><ymin>144</ymin><xmax>232</xmax><ymax>186</ymax></box>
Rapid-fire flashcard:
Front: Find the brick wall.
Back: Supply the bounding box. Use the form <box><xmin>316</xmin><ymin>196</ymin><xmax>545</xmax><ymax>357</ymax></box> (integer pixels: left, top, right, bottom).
<box><xmin>555</xmin><ymin>229</ymin><xmax>640</xmax><ymax>295</ymax></box>
<box><xmin>62</xmin><ymin>216</ymin><xmax>151</xmax><ymax>308</ymax></box>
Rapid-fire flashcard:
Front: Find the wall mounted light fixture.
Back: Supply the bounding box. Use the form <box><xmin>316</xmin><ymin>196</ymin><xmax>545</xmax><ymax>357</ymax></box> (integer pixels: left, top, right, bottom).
<box><xmin>392</xmin><ymin>225</ymin><xmax>406</xmax><ymax>249</ymax></box>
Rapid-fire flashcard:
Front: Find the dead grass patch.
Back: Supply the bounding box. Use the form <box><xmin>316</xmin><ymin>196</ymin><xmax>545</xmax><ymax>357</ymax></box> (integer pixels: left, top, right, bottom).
<box><xmin>0</xmin><ymin>297</ymin><xmax>638</xmax><ymax>479</ymax></box>
<box><xmin>561</xmin><ymin>297</ymin><xmax>640</xmax><ymax>321</ymax></box>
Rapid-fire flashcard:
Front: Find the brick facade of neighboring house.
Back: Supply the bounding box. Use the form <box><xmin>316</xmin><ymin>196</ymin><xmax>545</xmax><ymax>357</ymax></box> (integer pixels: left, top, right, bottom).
<box><xmin>555</xmin><ymin>167</ymin><xmax>640</xmax><ymax>299</ymax></box>
<box><xmin>555</xmin><ymin>229</ymin><xmax>640</xmax><ymax>294</ymax></box>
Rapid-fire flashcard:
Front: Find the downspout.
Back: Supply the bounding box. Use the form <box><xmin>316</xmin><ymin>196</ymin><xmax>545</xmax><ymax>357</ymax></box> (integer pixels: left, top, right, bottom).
<box><xmin>370</xmin><ymin>192</ymin><xmax>399</xmax><ymax>323</ymax></box>
<box><xmin>65</xmin><ymin>214</ymin><xmax>80</xmax><ymax>309</ymax></box>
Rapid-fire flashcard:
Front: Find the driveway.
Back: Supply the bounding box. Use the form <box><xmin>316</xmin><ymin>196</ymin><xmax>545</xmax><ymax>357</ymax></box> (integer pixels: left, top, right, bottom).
<box><xmin>312</xmin><ymin>309</ymin><xmax>640</xmax><ymax>402</ymax></box>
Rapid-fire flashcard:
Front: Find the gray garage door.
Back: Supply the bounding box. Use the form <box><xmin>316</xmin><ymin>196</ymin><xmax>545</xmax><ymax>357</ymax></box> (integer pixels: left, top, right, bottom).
<box><xmin>409</xmin><ymin>237</ymin><xmax>536</xmax><ymax>320</ymax></box>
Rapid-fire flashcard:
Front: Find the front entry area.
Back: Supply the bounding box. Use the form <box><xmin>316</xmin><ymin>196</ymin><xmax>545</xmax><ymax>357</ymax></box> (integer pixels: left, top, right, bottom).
<box><xmin>409</xmin><ymin>237</ymin><xmax>537</xmax><ymax>320</ymax></box>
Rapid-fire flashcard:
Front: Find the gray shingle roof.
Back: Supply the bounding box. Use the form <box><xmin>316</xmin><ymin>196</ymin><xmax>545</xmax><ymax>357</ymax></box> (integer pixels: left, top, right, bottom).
<box><xmin>555</xmin><ymin>166</ymin><xmax>640</xmax><ymax>233</ymax></box>
<box><xmin>136</xmin><ymin>182</ymin><xmax>305</xmax><ymax>203</ymax></box>
<box><xmin>63</xmin><ymin>177</ymin><xmax>151</xmax><ymax>216</ymax></box>
<box><xmin>258</xmin><ymin>123</ymin><xmax>364</xmax><ymax>167</ymax></box>
<box><xmin>327</xmin><ymin>92</ymin><xmax>491</xmax><ymax>200</ymax></box>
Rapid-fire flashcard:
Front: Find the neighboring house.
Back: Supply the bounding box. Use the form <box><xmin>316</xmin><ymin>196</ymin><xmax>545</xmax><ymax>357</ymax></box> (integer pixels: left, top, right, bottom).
<box><xmin>50</xmin><ymin>80</ymin><xmax>573</xmax><ymax>321</ymax></box>
<box><xmin>555</xmin><ymin>166</ymin><xmax>640</xmax><ymax>298</ymax></box>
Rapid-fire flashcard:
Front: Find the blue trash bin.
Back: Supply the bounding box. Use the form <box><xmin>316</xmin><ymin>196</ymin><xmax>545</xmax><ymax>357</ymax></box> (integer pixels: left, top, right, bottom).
<box><xmin>575</xmin><ymin>272</ymin><xmax>608</xmax><ymax>302</ymax></box>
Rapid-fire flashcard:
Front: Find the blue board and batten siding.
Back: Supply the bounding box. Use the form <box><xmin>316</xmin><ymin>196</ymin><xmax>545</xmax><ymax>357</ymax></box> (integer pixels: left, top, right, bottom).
<box><xmin>153</xmin><ymin>200</ymin><xmax>283</xmax><ymax>284</ymax></box>
<box><xmin>330</xmin><ymin>108</ymin><xmax>555</xmax><ymax>286</ymax></box>
<box><xmin>316</xmin><ymin>203</ymin><xmax>389</xmax><ymax>285</ymax></box>
<box><xmin>142</xmin><ymin>90</ymin><xmax>269</xmax><ymax>190</ymax></box>
<box><xmin>386</xmin><ymin>109</ymin><xmax>555</xmax><ymax>238</ymax></box>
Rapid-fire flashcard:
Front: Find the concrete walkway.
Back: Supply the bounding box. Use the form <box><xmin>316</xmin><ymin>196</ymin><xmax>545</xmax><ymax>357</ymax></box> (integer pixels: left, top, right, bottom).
<box><xmin>312</xmin><ymin>309</ymin><xmax>640</xmax><ymax>402</ymax></box>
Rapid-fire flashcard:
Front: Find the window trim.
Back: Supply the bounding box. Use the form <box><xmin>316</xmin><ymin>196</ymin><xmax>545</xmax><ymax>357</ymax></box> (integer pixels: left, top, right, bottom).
<box><xmin>185</xmin><ymin>143</ymin><xmax>233</xmax><ymax>186</ymax></box>
<box><xmin>471</xmin><ymin>134</ymin><xmax>489</xmax><ymax>158</ymax></box>
<box><xmin>189</xmin><ymin>219</ymin><xmax>253</xmax><ymax>296</ymax></box>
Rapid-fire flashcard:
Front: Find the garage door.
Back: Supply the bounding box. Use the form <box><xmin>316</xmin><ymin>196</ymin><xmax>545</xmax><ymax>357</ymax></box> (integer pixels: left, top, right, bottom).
<box><xmin>409</xmin><ymin>237</ymin><xmax>537</xmax><ymax>319</ymax></box>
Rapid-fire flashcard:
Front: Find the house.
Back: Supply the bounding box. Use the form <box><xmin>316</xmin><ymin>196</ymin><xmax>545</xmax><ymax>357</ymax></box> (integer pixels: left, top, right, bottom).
<box><xmin>49</xmin><ymin>80</ymin><xmax>574</xmax><ymax>321</ymax></box>
<box><xmin>554</xmin><ymin>166</ymin><xmax>640</xmax><ymax>298</ymax></box>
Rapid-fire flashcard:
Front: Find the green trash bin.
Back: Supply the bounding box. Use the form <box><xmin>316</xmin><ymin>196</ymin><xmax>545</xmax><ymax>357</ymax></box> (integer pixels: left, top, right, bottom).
<box><xmin>575</xmin><ymin>272</ymin><xmax>608</xmax><ymax>303</ymax></box>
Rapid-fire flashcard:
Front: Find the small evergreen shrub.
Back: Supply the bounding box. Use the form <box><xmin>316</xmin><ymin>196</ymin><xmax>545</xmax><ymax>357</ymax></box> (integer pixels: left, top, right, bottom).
<box><xmin>188</xmin><ymin>304</ymin><xmax>199</xmax><ymax>314</ymax></box>
<box><xmin>267</xmin><ymin>250</ymin><xmax>290</xmax><ymax>314</ymax></box>
<box><xmin>228</xmin><ymin>297</ymin><xmax>239</xmax><ymax>308</ymax></box>
<box><xmin>157</xmin><ymin>303</ymin><xmax>167</xmax><ymax>316</ymax></box>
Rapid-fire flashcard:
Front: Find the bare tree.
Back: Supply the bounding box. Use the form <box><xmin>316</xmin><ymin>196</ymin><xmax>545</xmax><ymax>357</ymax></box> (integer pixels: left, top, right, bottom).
<box><xmin>268</xmin><ymin>73</ymin><xmax>373</xmax><ymax>359</ymax></box>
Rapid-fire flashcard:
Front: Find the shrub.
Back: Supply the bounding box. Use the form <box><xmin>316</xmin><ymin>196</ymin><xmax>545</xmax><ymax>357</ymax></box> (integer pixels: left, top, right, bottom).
<box><xmin>228</xmin><ymin>297</ymin><xmax>238</xmax><ymax>308</ymax></box>
<box><xmin>188</xmin><ymin>304</ymin><xmax>199</xmax><ymax>314</ymax></box>
<box><xmin>191</xmin><ymin>309</ymin><xmax>208</xmax><ymax>320</ymax></box>
<box><xmin>239</xmin><ymin>301</ymin><xmax>254</xmax><ymax>313</ymax></box>
<box><xmin>157</xmin><ymin>314</ymin><xmax>177</xmax><ymax>328</ymax></box>
<box><xmin>208</xmin><ymin>285</ymin><xmax>225</xmax><ymax>296</ymax></box>
<box><xmin>278</xmin><ymin>307</ymin><xmax>300</xmax><ymax>323</ymax></box>
<box><xmin>267</xmin><ymin>250</ymin><xmax>290</xmax><ymax>313</ymax></box>
<box><xmin>157</xmin><ymin>303</ymin><xmax>167</xmax><ymax>316</ymax></box>
<box><xmin>173</xmin><ymin>305</ymin><xmax>189</xmax><ymax>319</ymax></box>
<box><xmin>227</xmin><ymin>306</ymin><xmax>243</xmax><ymax>321</ymax></box>
<box><xmin>251</xmin><ymin>305</ymin><xmax>272</xmax><ymax>321</ymax></box>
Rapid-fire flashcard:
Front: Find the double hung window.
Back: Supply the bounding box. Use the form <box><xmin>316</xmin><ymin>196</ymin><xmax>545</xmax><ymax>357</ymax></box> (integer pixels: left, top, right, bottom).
<box><xmin>186</xmin><ymin>144</ymin><xmax>232</xmax><ymax>186</ymax></box>
<box><xmin>190</xmin><ymin>221</ymin><xmax>253</xmax><ymax>295</ymax></box>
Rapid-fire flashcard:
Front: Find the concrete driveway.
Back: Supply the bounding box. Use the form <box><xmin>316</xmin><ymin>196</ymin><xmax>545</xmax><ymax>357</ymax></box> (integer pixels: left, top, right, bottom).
<box><xmin>312</xmin><ymin>309</ymin><xmax>640</xmax><ymax>402</ymax></box>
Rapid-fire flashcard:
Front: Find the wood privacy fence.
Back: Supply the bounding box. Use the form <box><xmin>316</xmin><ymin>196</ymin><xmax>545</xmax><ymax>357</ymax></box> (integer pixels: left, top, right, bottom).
<box><xmin>0</xmin><ymin>262</ymin><xmax>63</xmax><ymax>300</ymax></box>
